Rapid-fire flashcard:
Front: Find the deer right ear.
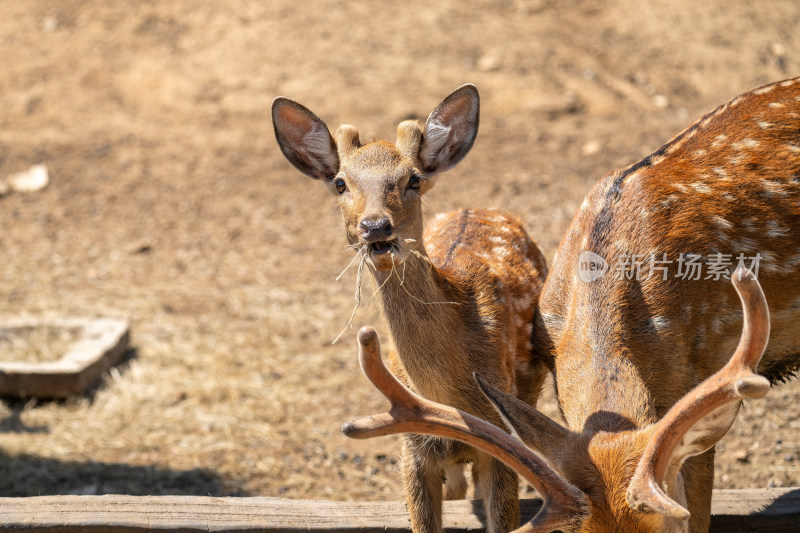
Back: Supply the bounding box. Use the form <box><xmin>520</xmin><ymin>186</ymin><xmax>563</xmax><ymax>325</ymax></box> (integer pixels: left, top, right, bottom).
<box><xmin>272</xmin><ymin>97</ymin><xmax>339</xmax><ymax>180</ymax></box>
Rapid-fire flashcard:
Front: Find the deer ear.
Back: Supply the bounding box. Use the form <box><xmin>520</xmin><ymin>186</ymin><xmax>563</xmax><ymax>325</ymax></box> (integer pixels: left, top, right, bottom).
<box><xmin>272</xmin><ymin>97</ymin><xmax>339</xmax><ymax>180</ymax></box>
<box><xmin>473</xmin><ymin>373</ymin><xmax>576</xmax><ymax>463</ymax></box>
<box><xmin>419</xmin><ymin>84</ymin><xmax>479</xmax><ymax>174</ymax></box>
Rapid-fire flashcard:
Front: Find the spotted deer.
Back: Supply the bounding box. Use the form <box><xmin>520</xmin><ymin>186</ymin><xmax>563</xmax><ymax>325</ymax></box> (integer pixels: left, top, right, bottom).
<box><xmin>272</xmin><ymin>85</ymin><xmax>549</xmax><ymax>533</ymax></box>
<box><xmin>343</xmin><ymin>77</ymin><xmax>800</xmax><ymax>532</ymax></box>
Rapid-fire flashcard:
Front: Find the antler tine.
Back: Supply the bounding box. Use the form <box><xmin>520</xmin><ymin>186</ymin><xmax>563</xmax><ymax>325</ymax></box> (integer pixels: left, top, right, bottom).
<box><xmin>342</xmin><ymin>326</ymin><xmax>590</xmax><ymax>533</ymax></box>
<box><xmin>627</xmin><ymin>267</ymin><xmax>771</xmax><ymax>519</ymax></box>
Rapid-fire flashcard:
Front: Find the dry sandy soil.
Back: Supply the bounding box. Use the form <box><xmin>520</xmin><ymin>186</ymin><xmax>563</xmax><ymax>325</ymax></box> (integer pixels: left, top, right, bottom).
<box><xmin>1</xmin><ymin>0</ymin><xmax>799</xmax><ymax>504</ymax></box>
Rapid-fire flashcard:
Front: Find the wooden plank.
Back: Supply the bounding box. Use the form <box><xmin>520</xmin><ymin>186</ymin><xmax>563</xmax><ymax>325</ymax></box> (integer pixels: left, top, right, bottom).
<box><xmin>0</xmin><ymin>489</ymin><xmax>797</xmax><ymax>532</ymax></box>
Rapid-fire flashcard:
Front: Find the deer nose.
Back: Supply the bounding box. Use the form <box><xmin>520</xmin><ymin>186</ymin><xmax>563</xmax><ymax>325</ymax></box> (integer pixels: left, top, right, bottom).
<box><xmin>359</xmin><ymin>217</ymin><xmax>394</xmax><ymax>242</ymax></box>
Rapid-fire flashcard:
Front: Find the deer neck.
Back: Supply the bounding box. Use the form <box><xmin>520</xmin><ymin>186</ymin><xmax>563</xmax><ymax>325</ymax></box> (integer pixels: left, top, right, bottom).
<box><xmin>368</xmin><ymin>250</ymin><xmax>465</xmax><ymax>399</ymax></box>
<box><xmin>559</xmin><ymin>344</ymin><xmax>656</xmax><ymax>435</ymax></box>
<box><xmin>547</xmin><ymin>293</ymin><xmax>659</xmax><ymax>434</ymax></box>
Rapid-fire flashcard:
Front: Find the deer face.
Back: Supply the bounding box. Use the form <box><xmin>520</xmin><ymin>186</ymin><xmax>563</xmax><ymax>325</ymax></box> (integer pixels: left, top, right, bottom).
<box><xmin>272</xmin><ymin>85</ymin><xmax>480</xmax><ymax>272</ymax></box>
<box><xmin>559</xmin><ymin>429</ymin><xmax>688</xmax><ymax>533</ymax></box>
<box><xmin>332</xmin><ymin>140</ymin><xmax>426</xmax><ymax>271</ymax></box>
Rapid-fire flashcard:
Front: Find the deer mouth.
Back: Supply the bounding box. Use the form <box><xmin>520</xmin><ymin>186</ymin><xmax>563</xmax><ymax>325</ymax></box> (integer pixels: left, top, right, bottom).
<box><xmin>370</xmin><ymin>241</ymin><xmax>394</xmax><ymax>255</ymax></box>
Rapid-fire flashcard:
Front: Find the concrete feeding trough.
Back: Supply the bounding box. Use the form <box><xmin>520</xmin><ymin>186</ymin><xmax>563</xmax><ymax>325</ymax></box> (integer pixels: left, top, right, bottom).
<box><xmin>0</xmin><ymin>318</ymin><xmax>130</xmax><ymax>398</ymax></box>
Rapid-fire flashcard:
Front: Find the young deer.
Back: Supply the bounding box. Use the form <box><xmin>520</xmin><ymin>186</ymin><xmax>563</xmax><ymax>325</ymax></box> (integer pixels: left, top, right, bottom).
<box><xmin>272</xmin><ymin>86</ymin><xmax>549</xmax><ymax>533</ymax></box>
<box><xmin>344</xmin><ymin>76</ymin><xmax>800</xmax><ymax>532</ymax></box>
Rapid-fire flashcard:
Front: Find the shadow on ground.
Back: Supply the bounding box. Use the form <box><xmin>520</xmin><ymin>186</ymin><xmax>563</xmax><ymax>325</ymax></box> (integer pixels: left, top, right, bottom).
<box><xmin>0</xmin><ymin>449</ymin><xmax>239</xmax><ymax>496</ymax></box>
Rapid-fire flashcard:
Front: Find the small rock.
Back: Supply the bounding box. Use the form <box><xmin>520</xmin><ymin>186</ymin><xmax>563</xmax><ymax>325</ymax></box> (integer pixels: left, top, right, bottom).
<box><xmin>652</xmin><ymin>94</ymin><xmax>669</xmax><ymax>109</ymax></box>
<box><xmin>42</xmin><ymin>16</ymin><xmax>58</xmax><ymax>32</ymax></box>
<box><xmin>734</xmin><ymin>449</ymin><xmax>750</xmax><ymax>463</ymax></box>
<box><xmin>7</xmin><ymin>164</ymin><xmax>49</xmax><ymax>193</ymax></box>
<box><xmin>477</xmin><ymin>53</ymin><xmax>502</xmax><ymax>72</ymax></box>
<box><xmin>582</xmin><ymin>140</ymin><xmax>601</xmax><ymax>156</ymax></box>
<box><xmin>771</xmin><ymin>42</ymin><xmax>786</xmax><ymax>57</ymax></box>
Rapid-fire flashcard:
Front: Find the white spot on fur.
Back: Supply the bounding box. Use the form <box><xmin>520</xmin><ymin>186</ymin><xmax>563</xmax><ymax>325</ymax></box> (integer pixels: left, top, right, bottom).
<box><xmin>492</xmin><ymin>246</ymin><xmax>510</xmax><ymax>260</ymax></box>
<box><xmin>754</xmin><ymin>85</ymin><xmax>776</xmax><ymax>95</ymax></box>
<box><xmin>736</xmin><ymin>237</ymin><xmax>759</xmax><ymax>253</ymax></box>
<box><xmin>691</xmin><ymin>182</ymin><xmax>713</xmax><ymax>194</ymax></box>
<box><xmin>667</xmin><ymin>137</ymin><xmax>687</xmax><ymax>154</ymax></box>
<box><xmin>649</xmin><ymin>154</ymin><xmax>666</xmax><ymax>166</ymax></box>
<box><xmin>758</xmin><ymin>251</ymin><xmax>781</xmax><ymax>273</ymax></box>
<box><xmin>768</xmin><ymin>102</ymin><xmax>785</xmax><ymax>108</ymax></box>
<box><xmin>661</xmin><ymin>194</ymin><xmax>680</xmax><ymax>209</ymax></box>
<box><xmin>713</xmin><ymin>216</ymin><xmax>733</xmax><ymax>230</ymax></box>
<box><xmin>700</xmin><ymin>116</ymin><xmax>715</xmax><ymax>129</ymax></box>
<box><xmin>733</xmin><ymin>138</ymin><xmax>760</xmax><ymax>150</ymax></box>
<box><xmin>713</xmin><ymin>167</ymin><xmax>728</xmax><ymax>179</ymax></box>
<box><xmin>613</xmin><ymin>239</ymin><xmax>630</xmax><ymax>254</ymax></box>
<box><xmin>763</xmin><ymin>180</ymin><xmax>789</xmax><ymax>198</ymax></box>
<box><xmin>694</xmin><ymin>149</ymin><xmax>707</xmax><ymax>158</ymax></box>
<box><xmin>650</xmin><ymin>315</ymin><xmax>669</xmax><ymax>332</ymax></box>
<box><xmin>787</xmin><ymin>143</ymin><xmax>800</xmax><ymax>153</ymax></box>
<box><xmin>741</xmin><ymin>218</ymin><xmax>757</xmax><ymax>233</ymax></box>
<box><xmin>781</xmin><ymin>79</ymin><xmax>796</xmax><ymax>87</ymax></box>
<box><xmin>512</xmin><ymin>293</ymin><xmax>534</xmax><ymax>312</ymax></box>
<box><xmin>766</xmin><ymin>220</ymin><xmax>790</xmax><ymax>238</ymax></box>
<box><xmin>672</xmin><ymin>183</ymin><xmax>689</xmax><ymax>193</ymax></box>
<box><xmin>758</xmin><ymin>121</ymin><xmax>773</xmax><ymax>129</ymax></box>
<box><xmin>711</xmin><ymin>135</ymin><xmax>728</xmax><ymax>148</ymax></box>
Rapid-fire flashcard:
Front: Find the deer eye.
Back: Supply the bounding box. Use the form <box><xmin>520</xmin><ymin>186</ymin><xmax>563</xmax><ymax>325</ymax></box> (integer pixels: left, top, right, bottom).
<box><xmin>408</xmin><ymin>174</ymin><xmax>421</xmax><ymax>190</ymax></box>
<box><xmin>334</xmin><ymin>178</ymin><xmax>347</xmax><ymax>195</ymax></box>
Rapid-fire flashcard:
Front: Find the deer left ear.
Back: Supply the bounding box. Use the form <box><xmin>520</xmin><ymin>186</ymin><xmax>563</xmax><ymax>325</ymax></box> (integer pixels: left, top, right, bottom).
<box><xmin>419</xmin><ymin>84</ymin><xmax>480</xmax><ymax>174</ymax></box>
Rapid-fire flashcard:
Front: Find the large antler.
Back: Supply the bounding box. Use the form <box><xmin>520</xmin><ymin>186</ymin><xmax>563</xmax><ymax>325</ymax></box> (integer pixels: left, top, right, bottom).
<box><xmin>627</xmin><ymin>267</ymin><xmax>771</xmax><ymax>519</ymax></box>
<box><xmin>342</xmin><ymin>326</ymin><xmax>589</xmax><ymax>533</ymax></box>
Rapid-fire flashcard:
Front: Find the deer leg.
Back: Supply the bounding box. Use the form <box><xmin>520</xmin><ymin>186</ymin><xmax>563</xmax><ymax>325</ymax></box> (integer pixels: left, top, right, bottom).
<box><xmin>473</xmin><ymin>452</ymin><xmax>520</xmax><ymax>533</ymax></box>
<box><xmin>401</xmin><ymin>436</ymin><xmax>444</xmax><ymax>533</ymax></box>
<box><xmin>683</xmin><ymin>449</ymin><xmax>715</xmax><ymax>533</ymax></box>
<box><xmin>443</xmin><ymin>463</ymin><xmax>467</xmax><ymax>500</ymax></box>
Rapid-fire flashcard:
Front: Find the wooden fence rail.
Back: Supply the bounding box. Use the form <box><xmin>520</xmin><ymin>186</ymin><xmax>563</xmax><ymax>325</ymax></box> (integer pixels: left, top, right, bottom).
<box><xmin>1</xmin><ymin>489</ymin><xmax>799</xmax><ymax>532</ymax></box>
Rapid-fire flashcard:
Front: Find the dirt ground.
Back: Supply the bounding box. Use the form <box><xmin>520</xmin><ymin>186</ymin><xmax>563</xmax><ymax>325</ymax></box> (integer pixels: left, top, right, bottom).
<box><xmin>1</xmin><ymin>0</ymin><xmax>799</xmax><ymax>502</ymax></box>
